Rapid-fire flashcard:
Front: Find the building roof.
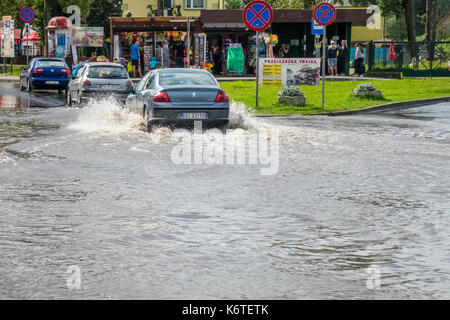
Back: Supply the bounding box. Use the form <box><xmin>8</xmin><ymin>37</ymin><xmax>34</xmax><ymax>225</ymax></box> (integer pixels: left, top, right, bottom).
<box><xmin>200</xmin><ymin>8</ymin><xmax>369</xmax><ymax>26</ymax></box>
<box><xmin>110</xmin><ymin>17</ymin><xmax>202</xmax><ymax>32</ymax></box>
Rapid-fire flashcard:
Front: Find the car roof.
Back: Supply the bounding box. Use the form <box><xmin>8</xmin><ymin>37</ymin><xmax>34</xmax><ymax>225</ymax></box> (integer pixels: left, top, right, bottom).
<box><xmin>85</xmin><ymin>62</ymin><xmax>125</xmax><ymax>68</ymax></box>
<box><xmin>155</xmin><ymin>68</ymin><xmax>212</xmax><ymax>74</ymax></box>
<box><xmin>34</xmin><ymin>57</ymin><xmax>65</xmax><ymax>61</ymax></box>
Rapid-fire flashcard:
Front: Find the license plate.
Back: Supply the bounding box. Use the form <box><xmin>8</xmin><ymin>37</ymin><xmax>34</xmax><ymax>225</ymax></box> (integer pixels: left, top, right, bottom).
<box><xmin>46</xmin><ymin>81</ymin><xmax>59</xmax><ymax>85</ymax></box>
<box><xmin>101</xmin><ymin>84</ymin><xmax>118</xmax><ymax>90</ymax></box>
<box><xmin>178</xmin><ymin>112</ymin><xmax>208</xmax><ymax>120</ymax></box>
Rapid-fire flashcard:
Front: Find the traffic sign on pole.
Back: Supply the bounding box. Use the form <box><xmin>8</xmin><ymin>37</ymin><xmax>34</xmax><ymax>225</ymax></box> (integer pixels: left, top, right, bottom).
<box><xmin>311</xmin><ymin>17</ymin><xmax>323</xmax><ymax>35</ymax></box>
<box><xmin>19</xmin><ymin>7</ymin><xmax>35</xmax><ymax>24</ymax></box>
<box><xmin>313</xmin><ymin>2</ymin><xmax>336</xmax><ymax>110</ymax></box>
<box><xmin>243</xmin><ymin>1</ymin><xmax>273</xmax><ymax>107</ymax></box>
<box><xmin>243</xmin><ymin>1</ymin><xmax>273</xmax><ymax>32</ymax></box>
<box><xmin>313</xmin><ymin>2</ymin><xmax>336</xmax><ymax>26</ymax></box>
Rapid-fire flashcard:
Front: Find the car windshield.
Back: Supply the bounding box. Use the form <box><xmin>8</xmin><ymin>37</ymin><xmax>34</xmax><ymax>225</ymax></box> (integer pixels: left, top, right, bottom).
<box><xmin>88</xmin><ymin>66</ymin><xmax>128</xmax><ymax>79</ymax></box>
<box><xmin>36</xmin><ymin>60</ymin><xmax>65</xmax><ymax>68</ymax></box>
<box><xmin>159</xmin><ymin>72</ymin><xmax>216</xmax><ymax>86</ymax></box>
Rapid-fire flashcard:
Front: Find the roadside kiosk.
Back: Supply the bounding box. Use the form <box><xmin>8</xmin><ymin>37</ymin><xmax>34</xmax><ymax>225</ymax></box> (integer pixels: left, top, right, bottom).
<box><xmin>46</xmin><ymin>16</ymin><xmax>72</xmax><ymax>58</ymax></box>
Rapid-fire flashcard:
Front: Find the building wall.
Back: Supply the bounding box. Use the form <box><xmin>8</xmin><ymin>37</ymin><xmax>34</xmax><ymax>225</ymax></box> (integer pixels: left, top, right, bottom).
<box><xmin>351</xmin><ymin>10</ymin><xmax>384</xmax><ymax>42</ymax></box>
<box><xmin>122</xmin><ymin>0</ymin><xmax>225</xmax><ymax>17</ymax></box>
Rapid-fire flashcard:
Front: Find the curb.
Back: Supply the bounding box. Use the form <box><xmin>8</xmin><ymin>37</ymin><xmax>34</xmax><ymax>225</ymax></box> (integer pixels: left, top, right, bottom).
<box><xmin>311</xmin><ymin>96</ymin><xmax>450</xmax><ymax>116</ymax></box>
<box><xmin>0</xmin><ymin>77</ymin><xmax>20</xmax><ymax>83</ymax></box>
<box><xmin>255</xmin><ymin>96</ymin><xmax>450</xmax><ymax>117</ymax></box>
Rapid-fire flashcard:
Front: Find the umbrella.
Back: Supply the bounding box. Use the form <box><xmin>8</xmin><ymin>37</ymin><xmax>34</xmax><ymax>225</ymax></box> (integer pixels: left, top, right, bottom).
<box><xmin>22</xmin><ymin>31</ymin><xmax>41</xmax><ymax>42</ymax></box>
<box><xmin>388</xmin><ymin>40</ymin><xmax>397</xmax><ymax>62</ymax></box>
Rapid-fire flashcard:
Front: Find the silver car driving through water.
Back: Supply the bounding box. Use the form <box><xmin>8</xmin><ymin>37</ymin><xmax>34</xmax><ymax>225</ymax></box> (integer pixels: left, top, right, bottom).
<box><xmin>125</xmin><ymin>68</ymin><xmax>230</xmax><ymax>132</ymax></box>
<box><xmin>67</xmin><ymin>62</ymin><xmax>133</xmax><ymax>107</ymax></box>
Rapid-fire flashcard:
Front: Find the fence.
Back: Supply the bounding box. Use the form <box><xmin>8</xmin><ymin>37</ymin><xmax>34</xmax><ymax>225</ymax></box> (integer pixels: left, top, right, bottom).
<box><xmin>366</xmin><ymin>41</ymin><xmax>450</xmax><ymax>77</ymax></box>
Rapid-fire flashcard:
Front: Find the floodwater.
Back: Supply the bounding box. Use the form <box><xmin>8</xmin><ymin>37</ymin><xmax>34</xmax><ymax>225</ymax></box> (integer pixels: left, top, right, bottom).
<box><xmin>0</xmin><ymin>82</ymin><xmax>449</xmax><ymax>299</ymax></box>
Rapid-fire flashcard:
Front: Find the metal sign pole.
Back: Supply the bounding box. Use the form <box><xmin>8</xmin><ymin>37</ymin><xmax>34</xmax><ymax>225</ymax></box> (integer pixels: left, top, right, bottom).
<box><xmin>255</xmin><ymin>31</ymin><xmax>260</xmax><ymax>107</ymax></box>
<box><xmin>25</xmin><ymin>23</ymin><xmax>29</xmax><ymax>66</ymax></box>
<box><xmin>187</xmin><ymin>17</ymin><xmax>190</xmax><ymax>68</ymax></box>
<box><xmin>321</xmin><ymin>26</ymin><xmax>326</xmax><ymax>110</ymax></box>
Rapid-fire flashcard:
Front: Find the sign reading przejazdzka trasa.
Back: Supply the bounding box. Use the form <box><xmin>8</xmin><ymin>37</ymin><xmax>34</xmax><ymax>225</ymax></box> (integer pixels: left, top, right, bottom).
<box><xmin>259</xmin><ymin>58</ymin><xmax>321</xmax><ymax>86</ymax></box>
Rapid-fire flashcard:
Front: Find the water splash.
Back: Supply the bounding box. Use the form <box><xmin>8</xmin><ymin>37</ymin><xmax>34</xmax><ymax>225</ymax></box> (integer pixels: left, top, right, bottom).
<box><xmin>67</xmin><ymin>97</ymin><xmax>146</xmax><ymax>134</ymax></box>
<box><xmin>68</xmin><ymin>98</ymin><xmax>263</xmax><ymax>137</ymax></box>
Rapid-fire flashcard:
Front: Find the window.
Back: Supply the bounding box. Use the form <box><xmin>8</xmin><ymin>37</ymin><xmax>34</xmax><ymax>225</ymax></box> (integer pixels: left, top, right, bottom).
<box><xmin>159</xmin><ymin>72</ymin><xmax>216</xmax><ymax>86</ymax></box>
<box><xmin>36</xmin><ymin>60</ymin><xmax>66</xmax><ymax>68</ymax></box>
<box><xmin>185</xmin><ymin>0</ymin><xmax>204</xmax><ymax>9</ymax></box>
<box><xmin>145</xmin><ymin>74</ymin><xmax>156</xmax><ymax>89</ymax></box>
<box><xmin>137</xmin><ymin>73</ymin><xmax>151</xmax><ymax>91</ymax></box>
<box><xmin>163</xmin><ymin>0</ymin><xmax>173</xmax><ymax>8</ymax></box>
<box><xmin>87</xmin><ymin>66</ymin><xmax>128</xmax><ymax>79</ymax></box>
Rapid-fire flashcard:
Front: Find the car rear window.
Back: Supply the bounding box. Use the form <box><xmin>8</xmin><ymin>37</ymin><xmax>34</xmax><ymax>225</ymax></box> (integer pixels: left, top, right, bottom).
<box><xmin>88</xmin><ymin>66</ymin><xmax>128</xmax><ymax>79</ymax></box>
<box><xmin>36</xmin><ymin>60</ymin><xmax>65</xmax><ymax>68</ymax></box>
<box><xmin>159</xmin><ymin>72</ymin><xmax>216</xmax><ymax>86</ymax></box>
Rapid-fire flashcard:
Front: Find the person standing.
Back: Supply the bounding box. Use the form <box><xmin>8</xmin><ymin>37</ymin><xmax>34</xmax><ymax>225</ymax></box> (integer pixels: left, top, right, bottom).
<box><xmin>337</xmin><ymin>40</ymin><xmax>348</xmax><ymax>75</ymax></box>
<box><xmin>212</xmin><ymin>45</ymin><xmax>222</xmax><ymax>75</ymax></box>
<box><xmin>327</xmin><ymin>40</ymin><xmax>338</xmax><ymax>76</ymax></box>
<box><xmin>278</xmin><ymin>43</ymin><xmax>289</xmax><ymax>58</ymax></box>
<box><xmin>354</xmin><ymin>43</ymin><xmax>365</xmax><ymax>77</ymax></box>
<box><xmin>175</xmin><ymin>41</ymin><xmax>185</xmax><ymax>68</ymax></box>
<box><xmin>130</xmin><ymin>39</ymin><xmax>142</xmax><ymax>78</ymax></box>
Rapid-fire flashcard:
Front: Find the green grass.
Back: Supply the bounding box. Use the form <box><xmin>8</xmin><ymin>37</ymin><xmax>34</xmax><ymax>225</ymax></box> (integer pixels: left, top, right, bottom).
<box><xmin>220</xmin><ymin>78</ymin><xmax>450</xmax><ymax>115</ymax></box>
<box><xmin>0</xmin><ymin>64</ymin><xmax>25</xmax><ymax>77</ymax></box>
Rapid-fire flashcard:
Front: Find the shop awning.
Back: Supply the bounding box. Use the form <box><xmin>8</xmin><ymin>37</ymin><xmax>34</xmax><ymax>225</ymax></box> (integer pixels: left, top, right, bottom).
<box><xmin>203</xmin><ymin>23</ymin><xmax>246</xmax><ymax>29</ymax></box>
<box><xmin>110</xmin><ymin>17</ymin><xmax>202</xmax><ymax>32</ymax></box>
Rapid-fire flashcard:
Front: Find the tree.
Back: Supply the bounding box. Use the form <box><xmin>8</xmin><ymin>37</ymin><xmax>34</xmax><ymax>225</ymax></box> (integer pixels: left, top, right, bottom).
<box><xmin>225</xmin><ymin>0</ymin><xmax>244</xmax><ymax>9</ymax></box>
<box><xmin>86</xmin><ymin>0</ymin><xmax>122</xmax><ymax>39</ymax></box>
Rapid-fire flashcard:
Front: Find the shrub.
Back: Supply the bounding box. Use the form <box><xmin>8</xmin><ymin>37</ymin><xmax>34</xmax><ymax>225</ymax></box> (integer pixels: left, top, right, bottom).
<box><xmin>278</xmin><ymin>86</ymin><xmax>304</xmax><ymax>97</ymax></box>
<box><xmin>354</xmin><ymin>82</ymin><xmax>376</xmax><ymax>92</ymax></box>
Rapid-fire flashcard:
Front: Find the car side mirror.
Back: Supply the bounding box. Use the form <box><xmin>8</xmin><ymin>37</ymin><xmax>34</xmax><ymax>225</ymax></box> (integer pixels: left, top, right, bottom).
<box><xmin>20</xmin><ymin>67</ymin><xmax>25</xmax><ymax>71</ymax></box>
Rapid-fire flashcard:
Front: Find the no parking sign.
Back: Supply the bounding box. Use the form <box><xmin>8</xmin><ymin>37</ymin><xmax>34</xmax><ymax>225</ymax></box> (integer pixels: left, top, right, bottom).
<box><xmin>243</xmin><ymin>1</ymin><xmax>273</xmax><ymax>32</ymax></box>
<box><xmin>19</xmin><ymin>7</ymin><xmax>35</xmax><ymax>23</ymax></box>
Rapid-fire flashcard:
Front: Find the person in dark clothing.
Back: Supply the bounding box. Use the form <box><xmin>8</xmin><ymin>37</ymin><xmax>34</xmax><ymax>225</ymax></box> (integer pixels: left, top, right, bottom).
<box><xmin>354</xmin><ymin>43</ymin><xmax>365</xmax><ymax>77</ymax></box>
<box><xmin>278</xmin><ymin>44</ymin><xmax>289</xmax><ymax>58</ymax></box>
<box><xmin>212</xmin><ymin>45</ymin><xmax>222</xmax><ymax>75</ymax></box>
<box><xmin>175</xmin><ymin>41</ymin><xmax>185</xmax><ymax>68</ymax></box>
<box><xmin>337</xmin><ymin>40</ymin><xmax>348</xmax><ymax>75</ymax></box>
<box><xmin>327</xmin><ymin>40</ymin><xmax>338</xmax><ymax>76</ymax></box>
<box><xmin>65</xmin><ymin>53</ymin><xmax>73</xmax><ymax>72</ymax></box>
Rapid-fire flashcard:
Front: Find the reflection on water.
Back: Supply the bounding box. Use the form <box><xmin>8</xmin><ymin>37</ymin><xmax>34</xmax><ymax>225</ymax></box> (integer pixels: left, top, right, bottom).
<box><xmin>0</xmin><ymin>84</ymin><xmax>449</xmax><ymax>299</ymax></box>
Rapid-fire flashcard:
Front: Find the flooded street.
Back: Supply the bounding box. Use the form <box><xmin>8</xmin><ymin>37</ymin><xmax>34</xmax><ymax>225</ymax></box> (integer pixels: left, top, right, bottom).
<box><xmin>0</xmin><ymin>82</ymin><xmax>449</xmax><ymax>299</ymax></box>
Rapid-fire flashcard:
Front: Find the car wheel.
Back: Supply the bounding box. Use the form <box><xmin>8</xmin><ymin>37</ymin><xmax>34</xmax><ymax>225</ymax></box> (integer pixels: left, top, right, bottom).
<box><xmin>66</xmin><ymin>91</ymin><xmax>72</xmax><ymax>107</ymax></box>
<box><xmin>76</xmin><ymin>91</ymin><xmax>82</xmax><ymax>107</ymax></box>
<box><xmin>26</xmin><ymin>79</ymin><xmax>32</xmax><ymax>92</ymax></box>
<box><xmin>219</xmin><ymin>124</ymin><xmax>228</xmax><ymax>134</ymax></box>
<box><xmin>146</xmin><ymin>121</ymin><xmax>153</xmax><ymax>133</ymax></box>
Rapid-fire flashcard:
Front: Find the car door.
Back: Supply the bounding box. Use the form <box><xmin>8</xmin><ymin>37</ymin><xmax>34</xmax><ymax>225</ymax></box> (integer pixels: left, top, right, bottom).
<box><xmin>69</xmin><ymin>65</ymin><xmax>86</xmax><ymax>98</ymax></box>
<box><xmin>21</xmin><ymin>59</ymin><xmax>33</xmax><ymax>86</ymax></box>
<box><xmin>127</xmin><ymin>72</ymin><xmax>151</xmax><ymax>115</ymax></box>
<box><xmin>136</xmin><ymin>72</ymin><xmax>155</xmax><ymax>111</ymax></box>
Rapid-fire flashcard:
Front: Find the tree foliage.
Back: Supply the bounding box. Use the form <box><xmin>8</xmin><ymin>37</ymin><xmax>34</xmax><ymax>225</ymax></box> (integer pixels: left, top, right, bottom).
<box><xmin>0</xmin><ymin>0</ymin><xmax>121</xmax><ymax>46</ymax></box>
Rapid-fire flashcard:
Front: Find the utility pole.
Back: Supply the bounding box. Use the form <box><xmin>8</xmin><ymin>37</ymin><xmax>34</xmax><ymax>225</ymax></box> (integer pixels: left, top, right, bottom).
<box><xmin>44</xmin><ymin>0</ymin><xmax>48</xmax><ymax>57</ymax></box>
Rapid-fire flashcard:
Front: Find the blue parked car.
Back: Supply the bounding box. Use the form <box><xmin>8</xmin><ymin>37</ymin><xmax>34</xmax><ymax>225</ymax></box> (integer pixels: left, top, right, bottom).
<box><xmin>19</xmin><ymin>57</ymin><xmax>71</xmax><ymax>93</ymax></box>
